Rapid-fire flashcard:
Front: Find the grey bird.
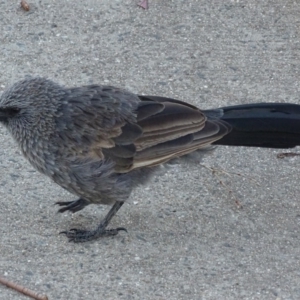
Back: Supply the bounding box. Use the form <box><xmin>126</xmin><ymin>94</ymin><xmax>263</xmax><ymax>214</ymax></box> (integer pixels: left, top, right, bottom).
<box><xmin>1</xmin><ymin>77</ymin><xmax>300</xmax><ymax>242</ymax></box>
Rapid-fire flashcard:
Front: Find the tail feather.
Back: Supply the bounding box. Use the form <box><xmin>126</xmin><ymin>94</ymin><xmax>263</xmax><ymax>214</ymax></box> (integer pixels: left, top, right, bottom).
<box><xmin>210</xmin><ymin>103</ymin><xmax>300</xmax><ymax>148</ymax></box>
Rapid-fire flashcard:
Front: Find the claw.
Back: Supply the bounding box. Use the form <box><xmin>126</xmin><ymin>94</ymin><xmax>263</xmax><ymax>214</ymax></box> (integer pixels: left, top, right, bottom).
<box><xmin>59</xmin><ymin>202</ymin><xmax>126</xmax><ymax>242</ymax></box>
<box><xmin>116</xmin><ymin>227</ymin><xmax>128</xmax><ymax>232</ymax></box>
<box><xmin>55</xmin><ymin>198</ymin><xmax>89</xmax><ymax>213</ymax></box>
<box><xmin>59</xmin><ymin>226</ymin><xmax>127</xmax><ymax>242</ymax></box>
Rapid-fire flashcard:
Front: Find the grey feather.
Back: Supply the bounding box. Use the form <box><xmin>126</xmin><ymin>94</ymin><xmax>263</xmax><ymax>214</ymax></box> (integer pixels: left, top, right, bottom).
<box><xmin>2</xmin><ymin>77</ymin><xmax>300</xmax><ymax>242</ymax></box>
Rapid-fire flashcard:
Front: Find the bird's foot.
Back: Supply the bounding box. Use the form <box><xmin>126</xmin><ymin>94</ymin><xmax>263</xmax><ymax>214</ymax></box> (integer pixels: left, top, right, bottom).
<box><xmin>55</xmin><ymin>198</ymin><xmax>89</xmax><ymax>213</ymax></box>
<box><xmin>60</xmin><ymin>226</ymin><xmax>127</xmax><ymax>242</ymax></box>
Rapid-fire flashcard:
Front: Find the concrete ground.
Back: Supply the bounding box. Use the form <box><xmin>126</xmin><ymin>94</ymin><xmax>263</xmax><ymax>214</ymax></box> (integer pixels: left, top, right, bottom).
<box><xmin>0</xmin><ymin>0</ymin><xmax>299</xmax><ymax>299</ymax></box>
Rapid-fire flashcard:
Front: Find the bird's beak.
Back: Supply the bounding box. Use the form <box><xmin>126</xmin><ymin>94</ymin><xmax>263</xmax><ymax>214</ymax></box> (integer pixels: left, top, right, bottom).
<box><xmin>0</xmin><ymin>110</ymin><xmax>8</xmax><ymax>123</ymax></box>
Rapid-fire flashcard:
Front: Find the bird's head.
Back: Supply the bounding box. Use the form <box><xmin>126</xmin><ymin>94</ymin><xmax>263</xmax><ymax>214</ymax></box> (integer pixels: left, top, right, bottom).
<box><xmin>0</xmin><ymin>77</ymin><xmax>66</xmax><ymax>143</ymax></box>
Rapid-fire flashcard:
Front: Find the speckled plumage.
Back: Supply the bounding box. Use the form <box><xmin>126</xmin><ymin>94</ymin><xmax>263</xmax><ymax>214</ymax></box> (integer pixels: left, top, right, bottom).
<box><xmin>0</xmin><ymin>78</ymin><xmax>229</xmax><ymax>206</ymax></box>
<box><xmin>1</xmin><ymin>77</ymin><xmax>300</xmax><ymax>242</ymax></box>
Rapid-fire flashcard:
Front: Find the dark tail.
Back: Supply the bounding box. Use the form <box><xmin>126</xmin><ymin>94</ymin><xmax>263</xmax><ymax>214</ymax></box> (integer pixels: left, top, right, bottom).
<box><xmin>210</xmin><ymin>103</ymin><xmax>300</xmax><ymax>148</ymax></box>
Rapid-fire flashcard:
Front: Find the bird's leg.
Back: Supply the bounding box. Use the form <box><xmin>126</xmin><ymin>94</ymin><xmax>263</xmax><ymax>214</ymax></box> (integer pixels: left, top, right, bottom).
<box><xmin>55</xmin><ymin>198</ymin><xmax>89</xmax><ymax>213</ymax></box>
<box><xmin>60</xmin><ymin>201</ymin><xmax>126</xmax><ymax>242</ymax></box>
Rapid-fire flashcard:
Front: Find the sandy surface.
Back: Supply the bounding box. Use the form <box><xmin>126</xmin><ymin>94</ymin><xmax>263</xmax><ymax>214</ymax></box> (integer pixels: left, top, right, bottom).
<box><xmin>0</xmin><ymin>1</ymin><xmax>299</xmax><ymax>299</ymax></box>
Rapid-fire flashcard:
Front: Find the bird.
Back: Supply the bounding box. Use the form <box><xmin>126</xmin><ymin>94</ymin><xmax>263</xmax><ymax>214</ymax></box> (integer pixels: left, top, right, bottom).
<box><xmin>0</xmin><ymin>77</ymin><xmax>300</xmax><ymax>242</ymax></box>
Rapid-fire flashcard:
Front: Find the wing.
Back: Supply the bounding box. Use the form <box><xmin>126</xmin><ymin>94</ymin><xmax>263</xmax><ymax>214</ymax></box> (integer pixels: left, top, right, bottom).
<box><xmin>58</xmin><ymin>85</ymin><xmax>230</xmax><ymax>172</ymax></box>
<box><xmin>102</xmin><ymin>95</ymin><xmax>231</xmax><ymax>172</ymax></box>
